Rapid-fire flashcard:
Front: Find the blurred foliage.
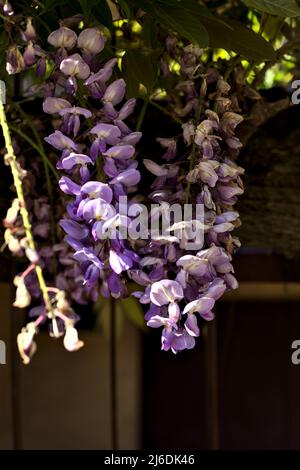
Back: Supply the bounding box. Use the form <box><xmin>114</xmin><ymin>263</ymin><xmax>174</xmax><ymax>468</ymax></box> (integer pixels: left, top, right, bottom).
<box><xmin>2</xmin><ymin>0</ymin><xmax>300</xmax><ymax>91</ymax></box>
<box><xmin>1</xmin><ymin>0</ymin><xmax>300</xmax><ymax>98</ymax></box>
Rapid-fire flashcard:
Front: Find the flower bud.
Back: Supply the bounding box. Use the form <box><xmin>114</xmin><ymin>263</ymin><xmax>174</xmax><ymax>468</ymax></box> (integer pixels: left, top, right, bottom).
<box><xmin>3</xmin><ymin>1</ymin><xmax>13</xmax><ymax>16</ymax></box>
<box><xmin>6</xmin><ymin>46</ymin><xmax>25</xmax><ymax>75</ymax></box>
<box><xmin>48</xmin><ymin>26</ymin><xmax>77</xmax><ymax>49</ymax></box>
<box><xmin>22</xmin><ymin>17</ymin><xmax>36</xmax><ymax>42</ymax></box>
<box><xmin>103</xmin><ymin>79</ymin><xmax>126</xmax><ymax>106</ymax></box>
<box><xmin>4</xmin><ymin>198</ymin><xmax>19</xmax><ymax>225</ymax></box>
<box><xmin>43</xmin><ymin>97</ymin><xmax>71</xmax><ymax>114</ymax></box>
<box><xmin>23</xmin><ymin>42</ymin><xmax>36</xmax><ymax>67</ymax></box>
<box><xmin>60</xmin><ymin>53</ymin><xmax>90</xmax><ymax>79</ymax></box>
<box><xmin>63</xmin><ymin>325</ymin><xmax>84</xmax><ymax>352</ymax></box>
<box><xmin>17</xmin><ymin>322</ymin><xmax>37</xmax><ymax>365</ymax></box>
<box><xmin>13</xmin><ymin>276</ymin><xmax>31</xmax><ymax>308</ymax></box>
<box><xmin>77</xmin><ymin>28</ymin><xmax>105</xmax><ymax>55</ymax></box>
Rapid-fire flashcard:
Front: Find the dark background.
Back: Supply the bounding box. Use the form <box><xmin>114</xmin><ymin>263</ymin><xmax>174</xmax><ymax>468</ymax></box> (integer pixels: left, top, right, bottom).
<box><xmin>1</xmin><ymin>96</ymin><xmax>300</xmax><ymax>451</ymax></box>
<box><xmin>1</xmin><ymin>251</ymin><xmax>300</xmax><ymax>450</ymax></box>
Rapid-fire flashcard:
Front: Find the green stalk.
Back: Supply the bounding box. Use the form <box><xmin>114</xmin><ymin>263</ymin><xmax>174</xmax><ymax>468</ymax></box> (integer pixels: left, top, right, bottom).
<box><xmin>136</xmin><ymin>98</ymin><xmax>149</xmax><ymax>131</ymax></box>
<box><xmin>13</xmin><ymin>104</ymin><xmax>58</xmax><ymax>245</ymax></box>
<box><xmin>149</xmin><ymin>100</ymin><xmax>183</xmax><ymax>125</ymax></box>
<box><xmin>9</xmin><ymin>124</ymin><xmax>59</xmax><ymax>181</ymax></box>
<box><xmin>0</xmin><ymin>82</ymin><xmax>54</xmax><ymax>317</ymax></box>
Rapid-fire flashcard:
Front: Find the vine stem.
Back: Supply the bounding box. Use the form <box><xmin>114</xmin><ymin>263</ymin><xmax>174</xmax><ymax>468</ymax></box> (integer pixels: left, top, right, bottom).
<box><xmin>0</xmin><ymin>81</ymin><xmax>54</xmax><ymax>317</ymax></box>
<box><xmin>149</xmin><ymin>100</ymin><xmax>183</xmax><ymax>125</ymax></box>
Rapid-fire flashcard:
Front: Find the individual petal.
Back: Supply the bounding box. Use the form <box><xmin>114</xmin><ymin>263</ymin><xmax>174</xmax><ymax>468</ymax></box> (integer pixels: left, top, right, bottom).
<box><xmin>182</xmin><ymin>121</ymin><xmax>195</xmax><ymax>145</ymax></box>
<box><xmin>96</xmin><ymin>214</ymin><xmax>129</xmax><ymax>240</ymax></box>
<box><xmin>223</xmin><ymin>273</ymin><xmax>239</xmax><ymax>290</ymax></box>
<box><xmin>109</xmin><ymin>249</ymin><xmax>133</xmax><ymax>274</ymax></box>
<box><xmin>184</xmin><ymin>314</ymin><xmax>200</xmax><ymax>337</ymax></box>
<box><xmin>187</xmin><ymin>160</ymin><xmax>219</xmax><ymax>187</ymax></box>
<box><xmin>143</xmin><ymin>159</ymin><xmax>168</xmax><ymax>176</ymax></box>
<box><xmin>13</xmin><ymin>276</ymin><xmax>31</xmax><ymax>308</ymax></box>
<box><xmin>61</xmin><ymin>152</ymin><xmax>92</xmax><ymax>170</ymax></box>
<box><xmin>23</xmin><ymin>42</ymin><xmax>37</xmax><ymax>67</ymax></box>
<box><xmin>150</xmin><ymin>279</ymin><xmax>184</xmax><ymax>306</ymax></box>
<box><xmin>161</xmin><ymin>328</ymin><xmax>175</xmax><ymax>351</ymax></box>
<box><xmin>176</xmin><ymin>255</ymin><xmax>209</xmax><ymax>277</ymax></box>
<box><xmin>156</xmin><ymin>137</ymin><xmax>177</xmax><ymax>161</ymax></box>
<box><xmin>64</xmin><ymin>236</ymin><xmax>84</xmax><ymax>251</ymax></box>
<box><xmin>215</xmin><ymin>211</ymin><xmax>239</xmax><ymax>224</ymax></box>
<box><xmin>17</xmin><ymin>322</ymin><xmax>37</xmax><ymax>365</ymax></box>
<box><xmin>82</xmin><ymin>198</ymin><xmax>115</xmax><ymax>221</ymax></box>
<box><xmin>201</xmin><ymin>311</ymin><xmax>215</xmax><ymax>321</ymax></box>
<box><xmin>59</xmin><ymin>219</ymin><xmax>89</xmax><ymax>240</ymax></box>
<box><xmin>45</xmin><ymin>130</ymin><xmax>77</xmax><ymax>151</ymax></box>
<box><xmin>60</xmin><ymin>53</ymin><xmax>90</xmax><ymax>79</ymax></box>
<box><xmin>110</xmin><ymin>168</ymin><xmax>140</xmax><ymax>186</ymax></box>
<box><xmin>6</xmin><ymin>46</ymin><xmax>25</xmax><ymax>75</ymax></box>
<box><xmin>80</xmin><ymin>181</ymin><xmax>113</xmax><ymax>202</ymax></box>
<box><xmin>4</xmin><ymin>198</ymin><xmax>19</xmax><ymax>224</ymax></box>
<box><xmin>84</xmin><ymin>58</ymin><xmax>117</xmax><ymax>85</ymax></box>
<box><xmin>104</xmin><ymin>145</ymin><xmax>135</xmax><ymax>160</ymax></box>
<box><xmin>48</xmin><ymin>26</ymin><xmax>77</xmax><ymax>49</ymax></box>
<box><xmin>168</xmin><ymin>302</ymin><xmax>180</xmax><ymax>323</ymax></box>
<box><xmin>77</xmin><ymin>28</ymin><xmax>105</xmax><ymax>54</ymax></box>
<box><xmin>118</xmin><ymin>98</ymin><xmax>136</xmax><ymax>120</ymax></box>
<box><xmin>59</xmin><ymin>106</ymin><xmax>92</xmax><ymax>118</ymax></box>
<box><xmin>59</xmin><ymin>176</ymin><xmax>81</xmax><ymax>195</ymax></box>
<box><xmin>73</xmin><ymin>247</ymin><xmax>103</xmax><ymax>269</ymax></box>
<box><xmin>147</xmin><ymin>315</ymin><xmax>167</xmax><ymax>328</ymax></box>
<box><xmin>63</xmin><ymin>325</ymin><xmax>84</xmax><ymax>351</ymax></box>
<box><xmin>83</xmin><ymin>264</ymin><xmax>101</xmax><ymax>286</ymax></box>
<box><xmin>121</xmin><ymin>131</ymin><xmax>142</xmax><ymax>145</ymax></box>
<box><xmin>183</xmin><ymin>296</ymin><xmax>215</xmax><ymax>315</ymax></box>
<box><xmin>22</xmin><ymin>17</ymin><xmax>36</xmax><ymax>41</ymax></box>
<box><xmin>90</xmin><ymin>123</ymin><xmax>121</xmax><ymax>143</ymax></box>
<box><xmin>212</xmin><ymin>222</ymin><xmax>234</xmax><ymax>234</ymax></box>
<box><xmin>103</xmin><ymin>79</ymin><xmax>126</xmax><ymax>105</ymax></box>
<box><xmin>171</xmin><ymin>329</ymin><xmax>195</xmax><ymax>353</ymax></box>
<box><xmin>43</xmin><ymin>97</ymin><xmax>71</xmax><ymax>114</ymax></box>
<box><xmin>205</xmin><ymin>278</ymin><xmax>227</xmax><ymax>300</ymax></box>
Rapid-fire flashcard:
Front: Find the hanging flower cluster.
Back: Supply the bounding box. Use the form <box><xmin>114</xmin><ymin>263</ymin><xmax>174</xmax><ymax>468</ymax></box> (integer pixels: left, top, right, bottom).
<box><xmin>1</xmin><ymin>10</ymin><xmax>246</xmax><ymax>361</ymax></box>
<box><xmin>1</xmin><ymin>92</ymin><xmax>84</xmax><ymax>366</ymax></box>
<box><xmin>43</xmin><ymin>26</ymin><xmax>142</xmax><ymax>300</ymax></box>
<box><xmin>4</xmin><ymin>4</ymin><xmax>48</xmax><ymax>77</ymax></box>
<box><xmin>3</xmin><ymin>142</ymin><xmax>98</xmax><ymax>305</ymax></box>
<box><xmin>128</xmin><ymin>40</ymin><xmax>245</xmax><ymax>353</ymax></box>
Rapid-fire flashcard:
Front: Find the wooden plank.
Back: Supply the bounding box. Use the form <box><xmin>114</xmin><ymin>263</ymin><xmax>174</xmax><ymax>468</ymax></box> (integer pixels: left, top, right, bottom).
<box><xmin>18</xmin><ymin>317</ymin><xmax>141</xmax><ymax>449</ymax></box>
<box><xmin>0</xmin><ymin>283</ymin><xmax>14</xmax><ymax>449</ymax></box>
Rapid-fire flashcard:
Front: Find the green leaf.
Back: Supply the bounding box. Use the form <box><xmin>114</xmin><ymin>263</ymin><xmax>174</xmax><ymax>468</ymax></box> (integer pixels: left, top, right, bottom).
<box><xmin>78</xmin><ymin>0</ymin><xmax>113</xmax><ymax>29</ymax></box>
<box><xmin>40</xmin><ymin>0</ymin><xmax>69</xmax><ymax>13</ymax></box>
<box><xmin>122</xmin><ymin>49</ymin><xmax>157</xmax><ymax>97</ymax></box>
<box><xmin>94</xmin><ymin>0</ymin><xmax>113</xmax><ymax>30</ymax></box>
<box><xmin>117</xmin><ymin>0</ymin><xmax>134</xmax><ymax>20</ymax></box>
<box><xmin>155</xmin><ymin>0</ymin><xmax>214</xmax><ymax>18</ymax></box>
<box><xmin>201</xmin><ymin>16</ymin><xmax>276</xmax><ymax>61</ymax></box>
<box><xmin>133</xmin><ymin>0</ymin><xmax>209</xmax><ymax>47</ymax></box>
<box><xmin>242</xmin><ymin>0</ymin><xmax>300</xmax><ymax>17</ymax></box>
<box><xmin>156</xmin><ymin>4</ymin><xmax>209</xmax><ymax>47</ymax></box>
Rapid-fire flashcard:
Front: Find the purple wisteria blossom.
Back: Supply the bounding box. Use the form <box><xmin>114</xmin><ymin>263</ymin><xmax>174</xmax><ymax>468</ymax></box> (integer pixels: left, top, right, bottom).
<box><xmin>129</xmin><ymin>39</ymin><xmax>244</xmax><ymax>353</ymax></box>
<box><xmin>44</xmin><ymin>28</ymin><xmax>142</xmax><ymax>300</ymax></box>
